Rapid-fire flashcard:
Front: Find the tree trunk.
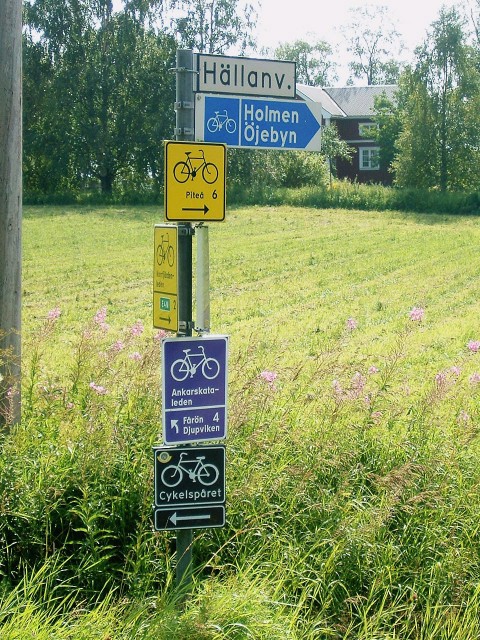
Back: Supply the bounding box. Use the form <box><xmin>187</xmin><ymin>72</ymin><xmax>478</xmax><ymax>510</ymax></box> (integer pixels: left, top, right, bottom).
<box><xmin>0</xmin><ymin>0</ymin><xmax>22</xmax><ymax>428</ymax></box>
<box><xmin>100</xmin><ymin>170</ymin><xmax>114</xmax><ymax>194</ymax></box>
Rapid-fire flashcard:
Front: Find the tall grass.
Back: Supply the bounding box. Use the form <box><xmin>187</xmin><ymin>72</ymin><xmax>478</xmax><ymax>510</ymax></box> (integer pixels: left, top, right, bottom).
<box><xmin>24</xmin><ymin>180</ymin><xmax>480</xmax><ymax>215</ymax></box>
<box><xmin>233</xmin><ymin>182</ymin><xmax>480</xmax><ymax>215</ymax></box>
<box><xmin>1</xmin><ymin>204</ymin><xmax>480</xmax><ymax>637</ymax></box>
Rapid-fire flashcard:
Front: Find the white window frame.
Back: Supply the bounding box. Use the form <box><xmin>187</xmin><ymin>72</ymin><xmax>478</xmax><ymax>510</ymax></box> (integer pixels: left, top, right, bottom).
<box><xmin>359</xmin><ymin>122</ymin><xmax>378</xmax><ymax>138</ymax></box>
<box><xmin>359</xmin><ymin>147</ymin><xmax>380</xmax><ymax>171</ymax></box>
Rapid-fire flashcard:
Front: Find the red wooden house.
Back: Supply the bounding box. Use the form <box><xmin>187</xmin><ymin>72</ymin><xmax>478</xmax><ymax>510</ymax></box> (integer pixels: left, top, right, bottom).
<box><xmin>297</xmin><ymin>84</ymin><xmax>397</xmax><ymax>185</ymax></box>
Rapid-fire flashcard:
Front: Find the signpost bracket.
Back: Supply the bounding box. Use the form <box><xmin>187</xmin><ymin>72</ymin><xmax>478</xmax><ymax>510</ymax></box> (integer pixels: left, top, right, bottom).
<box><xmin>178</xmin><ymin>320</ymin><xmax>195</xmax><ymax>334</ymax></box>
<box><xmin>174</xmin><ymin>101</ymin><xmax>194</xmax><ymax>110</ymax></box>
<box><xmin>173</xmin><ymin>127</ymin><xmax>195</xmax><ymax>137</ymax></box>
<box><xmin>178</xmin><ymin>225</ymin><xmax>195</xmax><ymax>237</ymax></box>
<box><xmin>170</xmin><ymin>66</ymin><xmax>199</xmax><ymax>75</ymax></box>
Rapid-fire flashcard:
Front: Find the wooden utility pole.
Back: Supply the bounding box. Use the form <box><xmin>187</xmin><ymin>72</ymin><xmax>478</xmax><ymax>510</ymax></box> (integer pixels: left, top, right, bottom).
<box><xmin>0</xmin><ymin>0</ymin><xmax>22</xmax><ymax>427</ymax></box>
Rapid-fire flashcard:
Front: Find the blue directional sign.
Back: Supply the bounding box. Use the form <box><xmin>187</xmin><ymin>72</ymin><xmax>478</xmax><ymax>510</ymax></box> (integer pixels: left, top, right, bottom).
<box><xmin>162</xmin><ymin>336</ymin><xmax>228</xmax><ymax>444</ymax></box>
<box><xmin>195</xmin><ymin>93</ymin><xmax>322</xmax><ymax>151</ymax></box>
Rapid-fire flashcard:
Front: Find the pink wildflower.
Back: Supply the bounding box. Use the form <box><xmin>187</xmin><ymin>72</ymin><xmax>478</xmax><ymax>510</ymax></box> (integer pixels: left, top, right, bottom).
<box><xmin>346</xmin><ymin>318</ymin><xmax>358</xmax><ymax>331</ymax></box>
<box><xmin>47</xmin><ymin>307</ymin><xmax>61</xmax><ymax>321</ymax></box>
<box><xmin>260</xmin><ymin>370</ymin><xmax>276</xmax><ymax>383</ymax></box>
<box><xmin>457</xmin><ymin>410</ymin><xmax>470</xmax><ymax>424</ymax></box>
<box><xmin>467</xmin><ymin>340</ymin><xmax>480</xmax><ymax>353</ymax></box>
<box><xmin>111</xmin><ymin>340</ymin><xmax>125</xmax><ymax>352</ymax></box>
<box><xmin>89</xmin><ymin>381</ymin><xmax>108</xmax><ymax>395</ymax></box>
<box><xmin>450</xmin><ymin>366</ymin><xmax>461</xmax><ymax>377</ymax></box>
<box><xmin>349</xmin><ymin>371</ymin><xmax>366</xmax><ymax>399</ymax></box>
<box><xmin>435</xmin><ymin>371</ymin><xmax>448</xmax><ymax>388</ymax></box>
<box><xmin>130</xmin><ymin>351</ymin><xmax>142</xmax><ymax>361</ymax></box>
<box><xmin>260</xmin><ymin>370</ymin><xmax>277</xmax><ymax>390</ymax></box>
<box><xmin>154</xmin><ymin>330</ymin><xmax>168</xmax><ymax>341</ymax></box>
<box><xmin>368</xmin><ymin>366</ymin><xmax>379</xmax><ymax>375</ymax></box>
<box><xmin>130</xmin><ymin>321</ymin><xmax>144</xmax><ymax>337</ymax></box>
<box><xmin>94</xmin><ymin>307</ymin><xmax>107</xmax><ymax>324</ymax></box>
<box><xmin>469</xmin><ymin>372</ymin><xmax>480</xmax><ymax>384</ymax></box>
<box><xmin>409</xmin><ymin>307</ymin><xmax>425</xmax><ymax>321</ymax></box>
<box><xmin>332</xmin><ymin>379</ymin><xmax>344</xmax><ymax>400</ymax></box>
<box><xmin>94</xmin><ymin>307</ymin><xmax>109</xmax><ymax>332</ymax></box>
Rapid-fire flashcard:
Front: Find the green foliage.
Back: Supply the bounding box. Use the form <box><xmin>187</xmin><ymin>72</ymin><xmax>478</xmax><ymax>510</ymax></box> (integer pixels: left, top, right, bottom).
<box><xmin>3</xmin><ymin>204</ymin><xmax>480</xmax><ymax>636</ymax></box>
<box><xmin>171</xmin><ymin>0</ymin><xmax>259</xmax><ymax>54</ymax></box>
<box><xmin>392</xmin><ymin>8</ymin><xmax>480</xmax><ymax>192</ymax></box>
<box><xmin>274</xmin><ymin>39</ymin><xmax>338</xmax><ymax>86</ymax></box>
<box><xmin>341</xmin><ymin>5</ymin><xmax>404</xmax><ymax>85</ymax></box>
<box><xmin>228</xmin><ymin>180</ymin><xmax>480</xmax><ymax>214</ymax></box>
<box><xmin>23</xmin><ymin>2</ymin><xmax>176</xmax><ymax>196</ymax></box>
<box><xmin>227</xmin><ymin>149</ymin><xmax>329</xmax><ymax>204</ymax></box>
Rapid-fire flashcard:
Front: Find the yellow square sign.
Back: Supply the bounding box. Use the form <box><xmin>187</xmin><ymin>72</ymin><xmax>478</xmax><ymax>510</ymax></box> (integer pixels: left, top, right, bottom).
<box><xmin>153</xmin><ymin>224</ymin><xmax>178</xmax><ymax>332</ymax></box>
<box><xmin>164</xmin><ymin>141</ymin><xmax>226</xmax><ymax>222</ymax></box>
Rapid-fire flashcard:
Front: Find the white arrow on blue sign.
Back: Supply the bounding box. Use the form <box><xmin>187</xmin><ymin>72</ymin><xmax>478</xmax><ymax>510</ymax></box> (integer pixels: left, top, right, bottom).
<box><xmin>195</xmin><ymin>93</ymin><xmax>322</xmax><ymax>151</ymax></box>
<box><xmin>162</xmin><ymin>336</ymin><xmax>228</xmax><ymax>445</ymax></box>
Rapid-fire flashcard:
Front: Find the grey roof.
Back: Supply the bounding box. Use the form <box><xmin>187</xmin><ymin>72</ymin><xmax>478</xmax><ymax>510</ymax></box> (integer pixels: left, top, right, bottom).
<box><xmin>323</xmin><ymin>85</ymin><xmax>397</xmax><ymax>117</ymax></box>
<box><xmin>296</xmin><ymin>83</ymin><xmax>346</xmax><ymax>118</ymax></box>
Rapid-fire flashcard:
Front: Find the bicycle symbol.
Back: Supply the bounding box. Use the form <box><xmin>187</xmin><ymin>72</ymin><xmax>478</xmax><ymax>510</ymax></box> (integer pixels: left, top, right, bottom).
<box><xmin>173</xmin><ymin>150</ymin><xmax>219</xmax><ymax>184</ymax></box>
<box><xmin>171</xmin><ymin>345</ymin><xmax>220</xmax><ymax>381</ymax></box>
<box><xmin>156</xmin><ymin>232</ymin><xmax>174</xmax><ymax>267</ymax></box>
<box><xmin>160</xmin><ymin>452</ymin><xmax>219</xmax><ymax>487</ymax></box>
<box><xmin>207</xmin><ymin>110</ymin><xmax>236</xmax><ymax>134</ymax></box>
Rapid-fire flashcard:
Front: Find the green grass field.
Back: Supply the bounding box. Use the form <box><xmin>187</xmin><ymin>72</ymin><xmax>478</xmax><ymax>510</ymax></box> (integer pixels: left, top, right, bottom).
<box><xmin>5</xmin><ymin>203</ymin><xmax>480</xmax><ymax>638</ymax></box>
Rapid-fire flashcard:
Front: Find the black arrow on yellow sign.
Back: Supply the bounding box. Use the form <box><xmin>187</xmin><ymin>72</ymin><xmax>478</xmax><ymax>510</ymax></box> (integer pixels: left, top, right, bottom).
<box><xmin>182</xmin><ymin>205</ymin><xmax>209</xmax><ymax>214</ymax></box>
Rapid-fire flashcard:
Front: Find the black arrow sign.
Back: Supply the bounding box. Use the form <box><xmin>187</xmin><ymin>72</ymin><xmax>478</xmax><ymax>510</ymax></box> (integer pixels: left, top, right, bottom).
<box><xmin>154</xmin><ymin>506</ymin><xmax>225</xmax><ymax>530</ymax></box>
<box><xmin>182</xmin><ymin>204</ymin><xmax>209</xmax><ymax>214</ymax></box>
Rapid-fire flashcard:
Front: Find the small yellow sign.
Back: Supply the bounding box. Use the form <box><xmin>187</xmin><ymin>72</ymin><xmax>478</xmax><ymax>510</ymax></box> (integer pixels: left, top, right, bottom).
<box><xmin>153</xmin><ymin>224</ymin><xmax>178</xmax><ymax>331</ymax></box>
<box><xmin>165</xmin><ymin>141</ymin><xmax>226</xmax><ymax>222</ymax></box>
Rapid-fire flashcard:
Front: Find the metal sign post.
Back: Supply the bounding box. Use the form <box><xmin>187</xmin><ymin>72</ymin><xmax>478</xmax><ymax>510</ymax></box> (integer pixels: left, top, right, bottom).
<box><xmin>173</xmin><ymin>49</ymin><xmax>195</xmax><ymax>592</ymax></box>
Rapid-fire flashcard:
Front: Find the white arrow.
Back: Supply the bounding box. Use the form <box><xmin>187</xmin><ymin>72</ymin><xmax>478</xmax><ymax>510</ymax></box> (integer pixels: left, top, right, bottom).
<box><xmin>170</xmin><ymin>512</ymin><xmax>211</xmax><ymax>525</ymax></box>
<box><xmin>171</xmin><ymin>419</ymin><xmax>179</xmax><ymax>433</ymax></box>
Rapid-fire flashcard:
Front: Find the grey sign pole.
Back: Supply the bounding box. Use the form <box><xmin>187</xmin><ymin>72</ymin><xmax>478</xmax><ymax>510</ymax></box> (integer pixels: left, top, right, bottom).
<box><xmin>174</xmin><ymin>48</ymin><xmax>195</xmax><ymax>593</ymax></box>
<box><xmin>0</xmin><ymin>0</ymin><xmax>22</xmax><ymax>428</ymax></box>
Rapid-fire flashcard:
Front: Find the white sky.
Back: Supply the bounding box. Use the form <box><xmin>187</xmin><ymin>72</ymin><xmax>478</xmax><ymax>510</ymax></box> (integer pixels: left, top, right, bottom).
<box><xmin>255</xmin><ymin>0</ymin><xmax>465</xmax><ymax>83</ymax></box>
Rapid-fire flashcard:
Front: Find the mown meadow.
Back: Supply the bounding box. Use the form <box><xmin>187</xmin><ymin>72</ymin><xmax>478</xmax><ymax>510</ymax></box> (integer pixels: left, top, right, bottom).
<box><xmin>2</xmin><ymin>203</ymin><xmax>480</xmax><ymax>638</ymax></box>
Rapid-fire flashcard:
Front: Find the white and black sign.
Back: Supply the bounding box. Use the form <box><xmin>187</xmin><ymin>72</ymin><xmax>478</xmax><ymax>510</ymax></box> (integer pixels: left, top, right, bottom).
<box><xmin>197</xmin><ymin>54</ymin><xmax>296</xmax><ymax>99</ymax></box>
<box><xmin>154</xmin><ymin>445</ymin><xmax>225</xmax><ymax>507</ymax></box>
<box><xmin>153</xmin><ymin>445</ymin><xmax>226</xmax><ymax>530</ymax></box>
<box><xmin>154</xmin><ymin>505</ymin><xmax>225</xmax><ymax>531</ymax></box>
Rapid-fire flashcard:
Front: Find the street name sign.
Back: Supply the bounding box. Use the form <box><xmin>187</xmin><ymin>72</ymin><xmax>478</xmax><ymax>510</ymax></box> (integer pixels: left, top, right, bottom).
<box><xmin>162</xmin><ymin>336</ymin><xmax>228</xmax><ymax>444</ymax></box>
<box><xmin>197</xmin><ymin>54</ymin><xmax>296</xmax><ymax>99</ymax></box>
<box><xmin>153</xmin><ymin>445</ymin><xmax>226</xmax><ymax>530</ymax></box>
<box><xmin>164</xmin><ymin>140</ymin><xmax>226</xmax><ymax>222</ymax></box>
<box><xmin>195</xmin><ymin>94</ymin><xmax>322</xmax><ymax>151</ymax></box>
<box><xmin>153</xmin><ymin>224</ymin><xmax>178</xmax><ymax>332</ymax></box>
